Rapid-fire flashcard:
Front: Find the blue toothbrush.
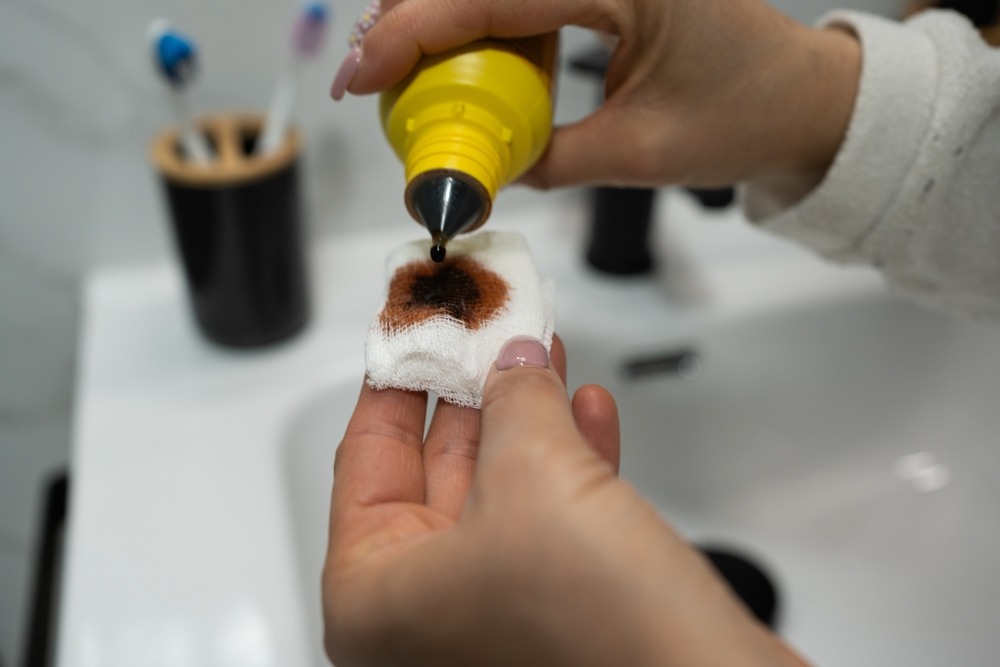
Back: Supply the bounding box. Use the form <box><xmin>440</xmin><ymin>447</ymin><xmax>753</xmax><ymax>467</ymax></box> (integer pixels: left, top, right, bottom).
<box><xmin>148</xmin><ymin>19</ymin><xmax>213</xmax><ymax>165</ymax></box>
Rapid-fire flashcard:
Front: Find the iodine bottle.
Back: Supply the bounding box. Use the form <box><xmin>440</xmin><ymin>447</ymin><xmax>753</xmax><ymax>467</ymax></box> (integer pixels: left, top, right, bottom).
<box><xmin>380</xmin><ymin>34</ymin><xmax>558</xmax><ymax>259</ymax></box>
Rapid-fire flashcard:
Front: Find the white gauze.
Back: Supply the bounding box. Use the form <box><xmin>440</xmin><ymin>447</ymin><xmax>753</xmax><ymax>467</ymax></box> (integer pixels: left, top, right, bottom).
<box><xmin>365</xmin><ymin>230</ymin><xmax>555</xmax><ymax>408</ymax></box>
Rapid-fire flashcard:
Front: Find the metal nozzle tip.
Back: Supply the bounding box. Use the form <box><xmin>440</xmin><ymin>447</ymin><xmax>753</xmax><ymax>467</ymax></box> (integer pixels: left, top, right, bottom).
<box><xmin>410</xmin><ymin>173</ymin><xmax>487</xmax><ymax>242</ymax></box>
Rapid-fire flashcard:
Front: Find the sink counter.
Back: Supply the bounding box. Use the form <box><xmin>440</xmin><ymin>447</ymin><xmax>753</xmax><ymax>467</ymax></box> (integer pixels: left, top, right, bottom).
<box><xmin>60</xmin><ymin>192</ymin><xmax>1000</xmax><ymax>666</ymax></box>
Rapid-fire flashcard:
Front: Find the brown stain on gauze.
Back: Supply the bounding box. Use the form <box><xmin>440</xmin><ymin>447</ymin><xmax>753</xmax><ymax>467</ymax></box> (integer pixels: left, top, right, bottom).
<box><xmin>380</xmin><ymin>256</ymin><xmax>510</xmax><ymax>331</ymax></box>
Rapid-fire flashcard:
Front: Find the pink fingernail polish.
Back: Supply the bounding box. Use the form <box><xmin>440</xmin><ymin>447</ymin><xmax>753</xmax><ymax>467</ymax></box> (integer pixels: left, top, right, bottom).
<box><xmin>496</xmin><ymin>336</ymin><xmax>549</xmax><ymax>371</ymax></box>
<box><xmin>330</xmin><ymin>48</ymin><xmax>361</xmax><ymax>101</ymax></box>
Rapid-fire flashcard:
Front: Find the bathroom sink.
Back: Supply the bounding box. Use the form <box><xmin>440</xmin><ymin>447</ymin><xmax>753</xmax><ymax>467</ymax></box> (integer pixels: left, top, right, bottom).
<box><xmin>281</xmin><ymin>194</ymin><xmax>1000</xmax><ymax>666</ymax></box>
<box><xmin>65</xmin><ymin>192</ymin><xmax>1000</xmax><ymax>666</ymax></box>
<box><xmin>561</xmin><ymin>294</ymin><xmax>1000</xmax><ymax>666</ymax></box>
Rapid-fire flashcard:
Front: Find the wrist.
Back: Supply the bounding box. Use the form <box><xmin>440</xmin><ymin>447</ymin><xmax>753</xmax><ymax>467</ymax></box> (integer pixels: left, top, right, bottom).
<box><xmin>796</xmin><ymin>25</ymin><xmax>861</xmax><ymax>173</ymax></box>
<box><xmin>748</xmin><ymin>23</ymin><xmax>860</xmax><ymax>202</ymax></box>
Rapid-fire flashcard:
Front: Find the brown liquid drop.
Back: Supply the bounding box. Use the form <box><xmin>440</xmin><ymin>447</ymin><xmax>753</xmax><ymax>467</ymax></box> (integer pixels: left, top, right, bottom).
<box><xmin>380</xmin><ymin>256</ymin><xmax>509</xmax><ymax>331</ymax></box>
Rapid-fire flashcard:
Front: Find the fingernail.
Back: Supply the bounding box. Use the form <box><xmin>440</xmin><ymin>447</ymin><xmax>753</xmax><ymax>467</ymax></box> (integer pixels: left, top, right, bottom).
<box><xmin>330</xmin><ymin>48</ymin><xmax>361</xmax><ymax>101</ymax></box>
<box><xmin>496</xmin><ymin>336</ymin><xmax>549</xmax><ymax>371</ymax></box>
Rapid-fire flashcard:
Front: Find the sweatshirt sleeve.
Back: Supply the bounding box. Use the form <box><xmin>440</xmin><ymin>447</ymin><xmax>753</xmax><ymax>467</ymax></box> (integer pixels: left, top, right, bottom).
<box><xmin>742</xmin><ymin>10</ymin><xmax>1000</xmax><ymax>320</ymax></box>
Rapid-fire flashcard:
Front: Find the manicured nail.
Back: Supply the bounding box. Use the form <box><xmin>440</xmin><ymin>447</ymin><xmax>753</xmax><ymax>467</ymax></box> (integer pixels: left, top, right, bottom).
<box><xmin>496</xmin><ymin>336</ymin><xmax>549</xmax><ymax>371</ymax></box>
<box><xmin>330</xmin><ymin>48</ymin><xmax>361</xmax><ymax>101</ymax></box>
<box><xmin>332</xmin><ymin>0</ymin><xmax>380</xmax><ymax>101</ymax></box>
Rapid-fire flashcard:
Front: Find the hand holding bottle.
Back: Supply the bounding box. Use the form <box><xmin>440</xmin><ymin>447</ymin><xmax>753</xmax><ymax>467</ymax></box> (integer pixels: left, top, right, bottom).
<box><xmin>332</xmin><ymin>0</ymin><xmax>861</xmax><ymax>190</ymax></box>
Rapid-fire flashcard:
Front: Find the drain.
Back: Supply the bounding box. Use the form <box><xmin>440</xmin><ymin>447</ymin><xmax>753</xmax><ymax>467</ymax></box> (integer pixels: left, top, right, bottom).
<box><xmin>621</xmin><ymin>348</ymin><xmax>702</xmax><ymax>380</ymax></box>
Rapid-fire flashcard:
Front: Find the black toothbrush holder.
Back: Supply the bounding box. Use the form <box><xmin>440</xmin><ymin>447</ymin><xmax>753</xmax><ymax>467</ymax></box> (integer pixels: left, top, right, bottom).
<box><xmin>150</xmin><ymin>113</ymin><xmax>309</xmax><ymax>348</ymax></box>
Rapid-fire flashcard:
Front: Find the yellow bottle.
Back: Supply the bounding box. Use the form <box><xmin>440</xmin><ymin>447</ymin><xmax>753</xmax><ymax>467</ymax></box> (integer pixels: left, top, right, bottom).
<box><xmin>380</xmin><ymin>33</ymin><xmax>558</xmax><ymax>261</ymax></box>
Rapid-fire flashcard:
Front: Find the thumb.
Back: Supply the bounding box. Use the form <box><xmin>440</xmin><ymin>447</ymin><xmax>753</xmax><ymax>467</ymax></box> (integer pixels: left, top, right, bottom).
<box><xmin>477</xmin><ymin>336</ymin><xmax>588</xmax><ymax>470</ymax></box>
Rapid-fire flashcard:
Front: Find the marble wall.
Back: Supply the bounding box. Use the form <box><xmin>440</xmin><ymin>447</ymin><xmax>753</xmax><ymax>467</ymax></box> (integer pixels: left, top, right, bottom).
<box><xmin>0</xmin><ymin>0</ymin><xmax>902</xmax><ymax>662</ymax></box>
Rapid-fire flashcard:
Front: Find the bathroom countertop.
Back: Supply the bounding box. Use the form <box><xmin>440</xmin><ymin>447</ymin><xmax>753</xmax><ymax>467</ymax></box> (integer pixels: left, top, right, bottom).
<box><xmin>59</xmin><ymin>214</ymin><xmax>423</xmax><ymax>665</ymax></box>
<box><xmin>60</xmin><ymin>193</ymin><xmax>911</xmax><ymax>666</ymax></box>
<box><xmin>59</xmin><ymin>221</ymin><xmax>415</xmax><ymax>666</ymax></box>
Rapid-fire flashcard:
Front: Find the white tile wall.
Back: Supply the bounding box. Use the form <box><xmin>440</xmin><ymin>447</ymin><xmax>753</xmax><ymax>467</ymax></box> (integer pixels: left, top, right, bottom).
<box><xmin>0</xmin><ymin>0</ymin><xmax>903</xmax><ymax>663</ymax></box>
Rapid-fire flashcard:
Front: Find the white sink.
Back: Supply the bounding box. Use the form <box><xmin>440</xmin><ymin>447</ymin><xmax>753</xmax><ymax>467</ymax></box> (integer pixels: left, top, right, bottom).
<box><xmin>564</xmin><ymin>295</ymin><xmax>1000</xmax><ymax>666</ymax></box>
<box><xmin>64</xmin><ymin>192</ymin><xmax>1000</xmax><ymax>666</ymax></box>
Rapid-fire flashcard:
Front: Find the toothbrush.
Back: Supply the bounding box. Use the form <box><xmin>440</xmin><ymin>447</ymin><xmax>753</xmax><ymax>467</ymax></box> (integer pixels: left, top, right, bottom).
<box><xmin>147</xmin><ymin>19</ymin><xmax>213</xmax><ymax>165</ymax></box>
<box><xmin>255</xmin><ymin>2</ymin><xmax>330</xmax><ymax>156</ymax></box>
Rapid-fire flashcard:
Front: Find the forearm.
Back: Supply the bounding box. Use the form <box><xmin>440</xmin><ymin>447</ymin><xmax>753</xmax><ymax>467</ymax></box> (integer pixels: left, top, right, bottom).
<box><xmin>745</xmin><ymin>24</ymin><xmax>861</xmax><ymax>203</ymax></box>
<box><xmin>744</xmin><ymin>10</ymin><xmax>1000</xmax><ymax>319</ymax></box>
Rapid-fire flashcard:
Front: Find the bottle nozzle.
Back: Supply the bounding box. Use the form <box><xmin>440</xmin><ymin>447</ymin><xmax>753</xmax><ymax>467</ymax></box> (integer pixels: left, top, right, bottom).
<box><xmin>408</xmin><ymin>172</ymin><xmax>489</xmax><ymax>256</ymax></box>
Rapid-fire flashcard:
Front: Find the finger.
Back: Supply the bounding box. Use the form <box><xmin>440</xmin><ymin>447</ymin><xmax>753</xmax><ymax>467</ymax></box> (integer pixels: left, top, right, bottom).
<box><xmin>477</xmin><ymin>336</ymin><xmax>587</xmax><ymax>471</ymax></box>
<box><xmin>422</xmin><ymin>336</ymin><xmax>567</xmax><ymax>517</ymax></box>
<box><xmin>332</xmin><ymin>382</ymin><xmax>429</xmax><ymax>513</ymax></box>
<box><xmin>572</xmin><ymin>384</ymin><xmax>621</xmax><ymax>474</ymax></box>
<box><xmin>423</xmin><ymin>398</ymin><xmax>481</xmax><ymax>518</ymax></box>
<box><xmin>349</xmin><ymin>0</ymin><xmax>621</xmax><ymax>94</ymax></box>
<box><xmin>550</xmin><ymin>334</ymin><xmax>568</xmax><ymax>384</ymax></box>
<box><xmin>523</xmin><ymin>106</ymin><xmax>669</xmax><ymax>189</ymax></box>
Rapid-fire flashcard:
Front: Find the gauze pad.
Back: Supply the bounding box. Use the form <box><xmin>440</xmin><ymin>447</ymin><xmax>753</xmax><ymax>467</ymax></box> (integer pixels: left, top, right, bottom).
<box><xmin>365</xmin><ymin>231</ymin><xmax>555</xmax><ymax>408</ymax></box>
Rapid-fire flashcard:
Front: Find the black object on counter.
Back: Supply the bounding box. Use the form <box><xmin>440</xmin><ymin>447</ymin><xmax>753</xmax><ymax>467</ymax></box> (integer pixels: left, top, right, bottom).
<box><xmin>570</xmin><ymin>47</ymin><xmax>658</xmax><ymax>276</ymax></box>
<box><xmin>686</xmin><ymin>186</ymin><xmax>736</xmax><ymax>209</ymax></box>
<box><xmin>569</xmin><ymin>48</ymin><xmax>737</xmax><ymax>275</ymax></box>
<box><xmin>152</xmin><ymin>114</ymin><xmax>309</xmax><ymax>348</ymax></box>
<box><xmin>586</xmin><ymin>186</ymin><xmax>656</xmax><ymax>275</ymax></box>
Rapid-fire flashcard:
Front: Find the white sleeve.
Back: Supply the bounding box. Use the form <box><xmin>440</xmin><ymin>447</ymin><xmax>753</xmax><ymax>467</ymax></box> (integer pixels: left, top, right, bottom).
<box><xmin>742</xmin><ymin>10</ymin><xmax>1000</xmax><ymax>320</ymax></box>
